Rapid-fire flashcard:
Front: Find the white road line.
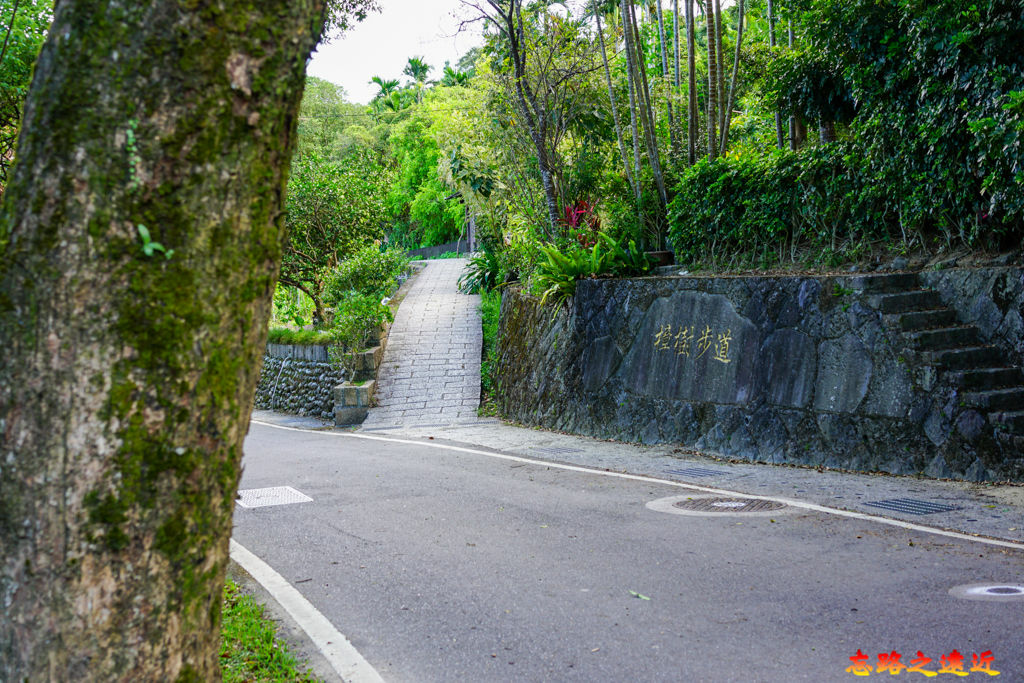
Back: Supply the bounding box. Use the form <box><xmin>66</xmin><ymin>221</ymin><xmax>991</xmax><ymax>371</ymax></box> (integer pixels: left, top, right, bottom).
<box><xmin>229</xmin><ymin>539</ymin><xmax>385</xmax><ymax>683</ymax></box>
<box><xmin>251</xmin><ymin>419</ymin><xmax>1024</xmax><ymax>553</ymax></box>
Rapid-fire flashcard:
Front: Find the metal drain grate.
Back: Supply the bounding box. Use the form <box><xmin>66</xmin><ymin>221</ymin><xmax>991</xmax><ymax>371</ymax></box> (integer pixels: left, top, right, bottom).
<box><xmin>673</xmin><ymin>497</ymin><xmax>787</xmax><ymax>513</ymax></box>
<box><xmin>666</xmin><ymin>467</ymin><xmax>726</xmax><ymax>478</ymax></box>
<box><xmin>864</xmin><ymin>498</ymin><xmax>959</xmax><ymax>515</ymax></box>
<box><xmin>237</xmin><ymin>486</ymin><xmax>313</xmax><ymax>509</ymax></box>
<box><xmin>531</xmin><ymin>447</ymin><xmax>585</xmax><ymax>455</ymax></box>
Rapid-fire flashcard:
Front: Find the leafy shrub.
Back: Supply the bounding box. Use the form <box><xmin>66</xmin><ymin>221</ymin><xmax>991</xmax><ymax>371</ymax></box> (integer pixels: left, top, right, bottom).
<box><xmin>669</xmin><ymin>144</ymin><xmax>919</xmax><ymax>267</ymax></box>
<box><xmin>533</xmin><ymin>233</ymin><xmax>650</xmax><ymax>306</ymax></box>
<box><xmin>324</xmin><ymin>246</ymin><xmax>410</xmax><ymax>303</ymax></box>
<box><xmin>329</xmin><ymin>292</ymin><xmax>394</xmax><ymax>355</ymax></box>
<box><xmin>281</xmin><ymin>150</ymin><xmax>391</xmax><ymax>316</ymax></box>
<box><xmin>477</xmin><ymin>289</ymin><xmax>502</xmax><ymax>414</ymax></box>
<box><xmin>754</xmin><ymin>0</ymin><xmax>1024</xmax><ymax>252</ymax></box>
<box><xmin>458</xmin><ymin>245</ymin><xmax>502</xmax><ymax>293</ymax></box>
<box><xmin>266</xmin><ymin>327</ymin><xmax>336</xmax><ymax>346</ymax></box>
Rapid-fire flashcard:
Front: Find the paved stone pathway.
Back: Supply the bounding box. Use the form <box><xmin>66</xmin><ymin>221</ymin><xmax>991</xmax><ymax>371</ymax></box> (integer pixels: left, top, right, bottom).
<box><xmin>361</xmin><ymin>259</ymin><xmax>482</xmax><ymax>430</ymax></box>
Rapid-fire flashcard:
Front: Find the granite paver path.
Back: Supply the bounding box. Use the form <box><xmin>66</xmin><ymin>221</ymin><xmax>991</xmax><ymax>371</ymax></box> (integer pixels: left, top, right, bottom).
<box><xmin>361</xmin><ymin>259</ymin><xmax>482</xmax><ymax>430</ymax></box>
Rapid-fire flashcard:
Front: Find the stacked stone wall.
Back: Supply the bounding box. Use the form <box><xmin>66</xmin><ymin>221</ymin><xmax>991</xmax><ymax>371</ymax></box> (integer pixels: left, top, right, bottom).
<box><xmin>254</xmin><ymin>345</ymin><xmax>343</xmax><ymax>419</ymax></box>
<box><xmin>496</xmin><ymin>268</ymin><xmax>1024</xmax><ymax>482</ymax></box>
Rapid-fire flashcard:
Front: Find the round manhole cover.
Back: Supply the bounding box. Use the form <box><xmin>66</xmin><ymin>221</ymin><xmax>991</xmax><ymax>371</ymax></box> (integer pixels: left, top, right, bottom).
<box><xmin>674</xmin><ymin>497</ymin><xmax>788</xmax><ymax>513</ymax></box>
<box><xmin>949</xmin><ymin>583</ymin><xmax>1024</xmax><ymax>602</ymax></box>
<box><xmin>647</xmin><ymin>494</ymin><xmax>796</xmax><ymax>517</ymax></box>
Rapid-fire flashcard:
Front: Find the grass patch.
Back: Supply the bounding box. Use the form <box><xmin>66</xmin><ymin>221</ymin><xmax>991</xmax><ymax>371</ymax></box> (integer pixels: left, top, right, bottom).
<box><xmin>266</xmin><ymin>327</ymin><xmax>335</xmax><ymax>346</ymax></box>
<box><xmin>220</xmin><ymin>578</ymin><xmax>322</xmax><ymax>682</ymax></box>
<box><xmin>478</xmin><ymin>288</ymin><xmax>501</xmax><ymax>416</ymax></box>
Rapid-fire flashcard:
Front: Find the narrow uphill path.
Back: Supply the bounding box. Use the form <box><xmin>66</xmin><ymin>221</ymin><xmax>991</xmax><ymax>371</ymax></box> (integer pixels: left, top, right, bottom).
<box><xmin>361</xmin><ymin>258</ymin><xmax>483</xmax><ymax>430</ymax></box>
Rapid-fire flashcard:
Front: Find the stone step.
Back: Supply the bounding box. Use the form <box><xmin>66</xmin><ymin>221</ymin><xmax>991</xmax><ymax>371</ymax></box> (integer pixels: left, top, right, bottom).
<box><xmin>923</xmin><ymin>346</ymin><xmax>1004</xmax><ymax>370</ymax></box>
<box><xmin>848</xmin><ymin>273</ymin><xmax>921</xmax><ymax>293</ymax></box>
<box><xmin>906</xmin><ymin>326</ymin><xmax>980</xmax><ymax>350</ymax></box>
<box><xmin>990</xmin><ymin>410</ymin><xmax>1024</xmax><ymax>435</ymax></box>
<box><xmin>952</xmin><ymin>367</ymin><xmax>1024</xmax><ymax>390</ymax></box>
<box><xmin>963</xmin><ymin>387</ymin><xmax>1024</xmax><ymax>411</ymax></box>
<box><xmin>869</xmin><ymin>290</ymin><xmax>943</xmax><ymax>314</ymax></box>
<box><xmin>892</xmin><ymin>309</ymin><xmax>959</xmax><ymax>332</ymax></box>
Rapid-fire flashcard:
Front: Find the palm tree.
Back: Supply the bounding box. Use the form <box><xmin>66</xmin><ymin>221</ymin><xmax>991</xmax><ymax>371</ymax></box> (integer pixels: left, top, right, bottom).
<box><xmin>369</xmin><ymin>75</ymin><xmax>399</xmax><ymax>101</ymax></box>
<box><xmin>403</xmin><ymin>56</ymin><xmax>433</xmax><ymax>102</ymax></box>
<box><xmin>441</xmin><ymin>64</ymin><xmax>469</xmax><ymax>87</ymax></box>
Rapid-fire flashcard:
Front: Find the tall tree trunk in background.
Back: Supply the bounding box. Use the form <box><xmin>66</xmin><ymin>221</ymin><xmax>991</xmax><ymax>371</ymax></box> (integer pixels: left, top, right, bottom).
<box><xmin>595</xmin><ymin>2</ymin><xmax>636</xmax><ymax>197</ymax></box>
<box><xmin>673</xmin><ymin>0</ymin><xmax>681</xmax><ymax>157</ymax></box>
<box><xmin>621</xmin><ymin>0</ymin><xmax>644</xmax><ymax>210</ymax></box>
<box><xmin>686</xmin><ymin>0</ymin><xmax>696</xmax><ymax>165</ymax></box>
<box><xmin>0</xmin><ymin>1</ymin><xmax>325</xmax><ymax>679</ymax></box>
<box><xmin>788</xmin><ymin>17</ymin><xmax>798</xmax><ymax>150</ymax></box>
<box><xmin>713</xmin><ymin>0</ymin><xmax>726</xmax><ymax>138</ymax></box>
<box><xmin>719</xmin><ymin>0</ymin><xmax>745</xmax><ymax>155</ymax></box>
<box><xmin>706</xmin><ymin>0</ymin><xmax>719</xmax><ymax>160</ymax></box>
<box><xmin>628</xmin><ymin>1</ymin><xmax>669</xmax><ymax>220</ymax></box>
<box><xmin>656</xmin><ymin>0</ymin><xmax>675</xmax><ymax>151</ymax></box>
<box><xmin>819</xmin><ymin>120</ymin><xmax>837</xmax><ymax>143</ymax></box>
<box><xmin>767</xmin><ymin>0</ymin><xmax>784</xmax><ymax>149</ymax></box>
<box><xmin>503</xmin><ymin>0</ymin><xmax>562</xmax><ymax>233</ymax></box>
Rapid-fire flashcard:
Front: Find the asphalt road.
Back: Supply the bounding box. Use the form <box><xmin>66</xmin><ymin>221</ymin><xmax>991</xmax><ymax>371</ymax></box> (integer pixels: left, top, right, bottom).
<box><xmin>233</xmin><ymin>422</ymin><xmax>1023</xmax><ymax>682</ymax></box>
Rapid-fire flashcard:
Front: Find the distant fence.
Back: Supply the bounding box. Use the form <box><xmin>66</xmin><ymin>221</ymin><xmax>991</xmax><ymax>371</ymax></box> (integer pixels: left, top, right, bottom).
<box><xmin>407</xmin><ymin>234</ymin><xmax>472</xmax><ymax>259</ymax></box>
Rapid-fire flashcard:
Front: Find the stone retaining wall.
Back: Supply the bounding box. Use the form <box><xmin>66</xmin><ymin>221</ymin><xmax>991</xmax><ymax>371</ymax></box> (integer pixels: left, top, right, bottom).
<box><xmin>921</xmin><ymin>268</ymin><xmax>1024</xmax><ymax>366</ymax></box>
<box><xmin>496</xmin><ymin>268</ymin><xmax>1024</xmax><ymax>482</ymax></box>
<box><xmin>254</xmin><ymin>345</ymin><xmax>343</xmax><ymax>419</ymax></box>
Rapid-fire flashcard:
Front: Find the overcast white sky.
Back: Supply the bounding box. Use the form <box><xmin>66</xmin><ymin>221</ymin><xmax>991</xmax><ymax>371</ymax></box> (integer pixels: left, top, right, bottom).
<box><xmin>307</xmin><ymin>0</ymin><xmax>485</xmax><ymax>105</ymax></box>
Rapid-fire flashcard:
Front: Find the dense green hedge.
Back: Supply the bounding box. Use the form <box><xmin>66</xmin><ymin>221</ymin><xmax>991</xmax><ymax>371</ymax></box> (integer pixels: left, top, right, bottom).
<box><xmin>671</xmin><ymin>0</ymin><xmax>1023</xmax><ymax>266</ymax></box>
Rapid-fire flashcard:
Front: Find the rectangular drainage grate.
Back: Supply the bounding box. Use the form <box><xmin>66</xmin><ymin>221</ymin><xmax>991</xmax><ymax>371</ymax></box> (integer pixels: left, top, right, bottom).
<box><xmin>237</xmin><ymin>486</ymin><xmax>313</xmax><ymax>509</ymax></box>
<box><xmin>864</xmin><ymin>498</ymin><xmax>960</xmax><ymax>515</ymax></box>
<box><xmin>531</xmin><ymin>446</ymin><xmax>585</xmax><ymax>455</ymax></box>
<box><xmin>666</xmin><ymin>467</ymin><xmax>727</xmax><ymax>478</ymax></box>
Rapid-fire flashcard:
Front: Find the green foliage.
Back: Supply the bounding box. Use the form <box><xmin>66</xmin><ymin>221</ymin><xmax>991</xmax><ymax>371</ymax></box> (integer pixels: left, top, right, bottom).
<box><xmin>386</xmin><ymin>102</ymin><xmax>465</xmax><ymax>248</ymax></box>
<box><xmin>533</xmin><ymin>232</ymin><xmax>650</xmax><ymax>306</ymax></box>
<box><xmin>764</xmin><ymin>0</ymin><xmax>1024</xmax><ymax>241</ymax></box>
<box><xmin>136</xmin><ymin>224</ymin><xmax>174</xmax><ymax>260</ymax></box>
<box><xmin>765</xmin><ymin>48</ymin><xmax>856</xmax><ymax>128</ymax></box>
<box><xmin>477</xmin><ymin>288</ymin><xmax>501</xmax><ymax>414</ymax></box>
<box><xmin>265</xmin><ymin>327</ymin><xmax>336</xmax><ymax>346</ymax></box>
<box><xmin>280</xmin><ymin>149</ymin><xmax>391</xmax><ymax>312</ymax></box>
<box><xmin>296</xmin><ymin>77</ymin><xmax>380</xmax><ymax>159</ymax></box>
<box><xmin>0</xmin><ymin>0</ymin><xmax>53</xmax><ymax>188</ymax></box>
<box><xmin>668</xmin><ymin>146</ymin><xmax>894</xmax><ymax>266</ymax></box>
<box><xmin>458</xmin><ymin>245</ymin><xmax>502</xmax><ymax>294</ymax></box>
<box><xmin>220</xmin><ymin>579</ymin><xmax>321</xmax><ymax>682</ymax></box>
<box><xmin>324</xmin><ymin>245</ymin><xmax>409</xmax><ymax>302</ymax></box>
<box><xmin>327</xmin><ymin>292</ymin><xmax>394</xmax><ymax>375</ymax></box>
<box><xmin>271</xmin><ymin>284</ymin><xmax>314</xmax><ymax>327</ymax></box>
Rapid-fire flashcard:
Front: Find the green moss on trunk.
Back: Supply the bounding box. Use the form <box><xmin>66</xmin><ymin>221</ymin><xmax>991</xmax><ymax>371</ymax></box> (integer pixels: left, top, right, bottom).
<box><xmin>0</xmin><ymin>1</ymin><xmax>332</xmax><ymax>680</ymax></box>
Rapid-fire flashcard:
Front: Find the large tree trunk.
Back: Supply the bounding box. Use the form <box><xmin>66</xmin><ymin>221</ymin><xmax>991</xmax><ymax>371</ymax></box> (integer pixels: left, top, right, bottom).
<box><xmin>0</xmin><ymin>1</ymin><xmax>325</xmax><ymax>680</ymax></box>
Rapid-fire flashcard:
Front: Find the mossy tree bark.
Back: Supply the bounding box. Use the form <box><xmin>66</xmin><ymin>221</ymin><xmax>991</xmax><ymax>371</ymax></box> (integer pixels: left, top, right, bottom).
<box><xmin>0</xmin><ymin>1</ymin><xmax>326</xmax><ymax>679</ymax></box>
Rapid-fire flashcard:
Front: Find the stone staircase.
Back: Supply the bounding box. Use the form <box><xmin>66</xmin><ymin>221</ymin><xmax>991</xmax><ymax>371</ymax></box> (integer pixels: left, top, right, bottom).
<box><xmin>854</xmin><ymin>273</ymin><xmax>1024</xmax><ymax>436</ymax></box>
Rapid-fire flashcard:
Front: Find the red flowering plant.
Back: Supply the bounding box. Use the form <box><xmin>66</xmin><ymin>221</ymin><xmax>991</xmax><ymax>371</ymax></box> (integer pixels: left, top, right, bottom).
<box><xmin>563</xmin><ymin>199</ymin><xmax>601</xmax><ymax>248</ymax></box>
